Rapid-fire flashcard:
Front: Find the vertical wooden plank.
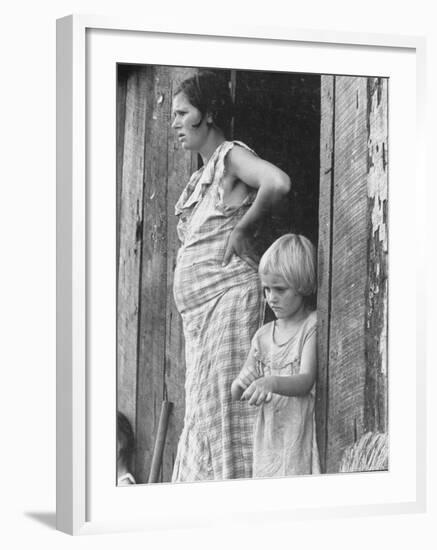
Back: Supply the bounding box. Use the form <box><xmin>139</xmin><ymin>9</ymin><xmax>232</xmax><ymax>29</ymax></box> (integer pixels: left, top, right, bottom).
<box><xmin>316</xmin><ymin>75</ymin><xmax>335</xmax><ymax>472</ymax></box>
<box><xmin>364</xmin><ymin>78</ymin><xmax>388</xmax><ymax>435</ymax></box>
<box><xmin>116</xmin><ymin>66</ymin><xmax>128</xmax><ymax>276</ymax></box>
<box><xmin>327</xmin><ymin>77</ymin><xmax>369</xmax><ymax>472</ymax></box>
<box><xmin>229</xmin><ymin>69</ymin><xmax>237</xmax><ymax>139</ymax></box>
<box><xmin>162</xmin><ymin>67</ymin><xmax>198</xmax><ymax>482</ymax></box>
<box><xmin>117</xmin><ymin>67</ymin><xmax>148</xmax><ymax>437</ymax></box>
<box><xmin>135</xmin><ymin>66</ymin><xmax>171</xmax><ymax>483</ymax></box>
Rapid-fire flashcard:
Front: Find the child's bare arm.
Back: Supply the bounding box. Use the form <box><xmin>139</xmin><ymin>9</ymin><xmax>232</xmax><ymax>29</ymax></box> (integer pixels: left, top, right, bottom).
<box><xmin>240</xmin><ymin>377</ymin><xmax>273</xmax><ymax>406</ymax></box>
<box><xmin>242</xmin><ymin>331</ymin><xmax>317</xmax><ymax>405</ymax></box>
<box><xmin>232</xmin><ymin>372</ymin><xmax>272</xmax><ymax>403</ymax></box>
<box><xmin>231</xmin><ymin>344</ymin><xmax>260</xmax><ymax>401</ymax></box>
<box><xmin>222</xmin><ymin>147</ymin><xmax>291</xmax><ymax>268</ymax></box>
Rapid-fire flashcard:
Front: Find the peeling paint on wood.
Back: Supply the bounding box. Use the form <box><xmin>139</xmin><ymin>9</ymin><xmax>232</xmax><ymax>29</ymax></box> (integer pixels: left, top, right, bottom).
<box><xmin>364</xmin><ymin>78</ymin><xmax>388</xmax><ymax>433</ymax></box>
<box><xmin>326</xmin><ymin>76</ymin><xmax>369</xmax><ymax>472</ymax></box>
<box><xmin>367</xmin><ymin>78</ymin><xmax>388</xmax><ymax>254</ymax></box>
<box><xmin>318</xmin><ymin>75</ymin><xmax>388</xmax><ymax>472</ymax></box>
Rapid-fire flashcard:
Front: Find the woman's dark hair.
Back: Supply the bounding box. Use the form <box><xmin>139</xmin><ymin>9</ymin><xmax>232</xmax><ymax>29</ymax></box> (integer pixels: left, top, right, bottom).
<box><xmin>174</xmin><ymin>70</ymin><xmax>233</xmax><ymax>135</ymax></box>
<box><xmin>117</xmin><ymin>411</ymin><xmax>135</xmax><ymax>468</ymax></box>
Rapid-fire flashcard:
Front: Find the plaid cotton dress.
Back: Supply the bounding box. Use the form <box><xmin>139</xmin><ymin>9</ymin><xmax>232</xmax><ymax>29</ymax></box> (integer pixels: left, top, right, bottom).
<box><xmin>171</xmin><ymin>141</ymin><xmax>264</xmax><ymax>482</ymax></box>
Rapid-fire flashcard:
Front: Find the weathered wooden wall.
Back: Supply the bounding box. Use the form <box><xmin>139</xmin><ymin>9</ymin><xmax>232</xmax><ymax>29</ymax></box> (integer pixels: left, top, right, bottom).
<box><xmin>316</xmin><ymin>76</ymin><xmax>388</xmax><ymax>472</ymax></box>
<box><xmin>364</xmin><ymin>78</ymin><xmax>388</xmax><ymax>436</ymax></box>
<box><xmin>117</xmin><ymin>66</ymin><xmax>197</xmax><ymax>483</ymax></box>
<box><xmin>133</xmin><ymin>66</ymin><xmax>198</xmax><ymax>483</ymax></box>
<box><xmin>117</xmin><ymin>66</ymin><xmax>148</xmax><ymax>439</ymax></box>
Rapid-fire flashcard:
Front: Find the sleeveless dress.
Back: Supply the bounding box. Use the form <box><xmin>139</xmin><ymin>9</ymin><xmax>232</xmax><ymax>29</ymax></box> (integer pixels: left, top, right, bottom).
<box><xmin>171</xmin><ymin>141</ymin><xmax>264</xmax><ymax>482</ymax></box>
<box><xmin>236</xmin><ymin>310</ymin><xmax>320</xmax><ymax>478</ymax></box>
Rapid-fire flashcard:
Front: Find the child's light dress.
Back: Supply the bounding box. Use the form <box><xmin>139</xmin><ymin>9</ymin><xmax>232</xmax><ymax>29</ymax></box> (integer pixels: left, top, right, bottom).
<box><xmin>236</xmin><ymin>310</ymin><xmax>320</xmax><ymax>478</ymax></box>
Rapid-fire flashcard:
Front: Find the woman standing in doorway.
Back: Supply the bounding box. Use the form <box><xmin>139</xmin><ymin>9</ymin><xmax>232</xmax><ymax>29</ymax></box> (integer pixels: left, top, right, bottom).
<box><xmin>171</xmin><ymin>70</ymin><xmax>291</xmax><ymax>482</ymax></box>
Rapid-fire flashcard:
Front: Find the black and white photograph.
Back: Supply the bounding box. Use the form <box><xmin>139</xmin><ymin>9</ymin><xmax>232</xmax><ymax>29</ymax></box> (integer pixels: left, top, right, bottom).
<box><xmin>116</xmin><ymin>65</ymin><xmax>388</xmax><ymax>486</ymax></box>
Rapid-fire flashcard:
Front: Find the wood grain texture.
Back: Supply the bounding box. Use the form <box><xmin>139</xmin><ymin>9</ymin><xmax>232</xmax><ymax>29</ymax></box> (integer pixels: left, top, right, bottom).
<box><xmin>148</xmin><ymin>401</ymin><xmax>173</xmax><ymax>483</ymax></box>
<box><xmin>162</xmin><ymin>67</ymin><xmax>198</xmax><ymax>482</ymax></box>
<box><xmin>117</xmin><ymin>67</ymin><xmax>148</xmax><ymax>437</ymax></box>
<box><xmin>135</xmin><ymin>66</ymin><xmax>171</xmax><ymax>483</ymax></box>
<box><xmin>116</xmin><ymin>66</ymin><xmax>128</xmax><ymax>277</ymax></box>
<box><xmin>364</xmin><ymin>78</ymin><xmax>388</xmax><ymax>435</ymax></box>
<box><xmin>316</xmin><ymin>75</ymin><xmax>335</xmax><ymax>472</ymax></box>
<box><xmin>327</xmin><ymin>77</ymin><xmax>369</xmax><ymax>472</ymax></box>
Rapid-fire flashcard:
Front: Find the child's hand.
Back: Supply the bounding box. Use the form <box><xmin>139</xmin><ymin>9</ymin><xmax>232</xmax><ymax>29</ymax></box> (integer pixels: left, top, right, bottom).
<box><xmin>241</xmin><ymin>377</ymin><xmax>274</xmax><ymax>406</ymax></box>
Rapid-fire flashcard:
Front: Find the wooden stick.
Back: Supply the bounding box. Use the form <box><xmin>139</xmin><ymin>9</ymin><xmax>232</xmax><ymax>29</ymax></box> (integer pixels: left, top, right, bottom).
<box><xmin>148</xmin><ymin>401</ymin><xmax>173</xmax><ymax>483</ymax></box>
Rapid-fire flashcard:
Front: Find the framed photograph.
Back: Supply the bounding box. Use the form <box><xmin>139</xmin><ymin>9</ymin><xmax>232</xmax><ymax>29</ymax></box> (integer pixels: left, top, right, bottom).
<box><xmin>56</xmin><ymin>15</ymin><xmax>426</xmax><ymax>535</ymax></box>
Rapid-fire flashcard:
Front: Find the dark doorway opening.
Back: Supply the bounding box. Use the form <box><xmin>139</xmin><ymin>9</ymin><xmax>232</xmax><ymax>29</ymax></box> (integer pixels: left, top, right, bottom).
<box><xmin>232</xmin><ymin>69</ymin><xmax>320</xmax><ymax>247</ymax></box>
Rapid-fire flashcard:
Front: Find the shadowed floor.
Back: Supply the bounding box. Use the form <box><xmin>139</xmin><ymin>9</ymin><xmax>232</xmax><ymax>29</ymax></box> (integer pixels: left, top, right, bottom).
<box><xmin>24</xmin><ymin>511</ymin><xmax>56</xmax><ymax>530</ymax></box>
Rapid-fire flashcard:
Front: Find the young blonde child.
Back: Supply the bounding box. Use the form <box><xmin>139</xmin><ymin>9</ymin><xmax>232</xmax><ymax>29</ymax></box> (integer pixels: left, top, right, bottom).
<box><xmin>231</xmin><ymin>234</ymin><xmax>320</xmax><ymax>478</ymax></box>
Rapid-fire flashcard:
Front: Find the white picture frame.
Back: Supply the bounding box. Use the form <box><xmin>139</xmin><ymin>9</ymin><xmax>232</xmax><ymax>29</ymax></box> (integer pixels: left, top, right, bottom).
<box><xmin>56</xmin><ymin>14</ymin><xmax>427</xmax><ymax>535</ymax></box>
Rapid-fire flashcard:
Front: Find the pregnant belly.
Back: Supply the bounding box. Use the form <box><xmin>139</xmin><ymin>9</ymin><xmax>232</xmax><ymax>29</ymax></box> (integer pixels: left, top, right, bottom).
<box><xmin>173</xmin><ymin>253</ymin><xmax>258</xmax><ymax>314</ymax></box>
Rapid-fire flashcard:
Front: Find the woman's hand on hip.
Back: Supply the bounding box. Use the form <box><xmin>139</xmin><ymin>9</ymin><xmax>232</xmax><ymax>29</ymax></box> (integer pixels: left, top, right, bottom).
<box><xmin>222</xmin><ymin>226</ymin><xmax>259</xmax><ymax>270</ymax></box>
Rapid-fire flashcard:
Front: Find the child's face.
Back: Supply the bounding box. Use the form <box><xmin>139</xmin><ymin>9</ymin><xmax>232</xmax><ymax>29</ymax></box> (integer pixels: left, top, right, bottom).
<box><xmin>261</xmin><ymin>273</ymin><xmax>304</xmax><ymax>320</ymax></box>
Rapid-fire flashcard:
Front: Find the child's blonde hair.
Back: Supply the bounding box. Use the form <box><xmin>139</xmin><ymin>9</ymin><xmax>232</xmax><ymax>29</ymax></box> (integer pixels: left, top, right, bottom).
<box><xmin>259</xmin><ymin>234</ymin><xmax>317</xmax><ymax>297</ymax></box>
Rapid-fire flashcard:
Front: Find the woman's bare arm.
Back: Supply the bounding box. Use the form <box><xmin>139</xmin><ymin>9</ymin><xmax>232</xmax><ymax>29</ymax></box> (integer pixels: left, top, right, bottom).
<box><xmin>222</xmin><ymin>146</ymin><xmax>291</xmax><ymax>266</ymax></box>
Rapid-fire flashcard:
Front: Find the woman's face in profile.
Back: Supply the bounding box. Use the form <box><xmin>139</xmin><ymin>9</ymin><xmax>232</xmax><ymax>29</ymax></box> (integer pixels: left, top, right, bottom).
<box><xmin>171</xmin><ymin>92</ymin><xmax>210</xmax><ymax>151</ymax></box>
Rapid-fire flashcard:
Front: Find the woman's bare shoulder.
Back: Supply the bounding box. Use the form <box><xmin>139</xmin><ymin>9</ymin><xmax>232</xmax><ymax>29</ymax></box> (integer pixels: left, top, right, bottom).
<box><xmin>225</xmin><ymin>142</ymin><xmax>258</xmax><ymax>170</ymax></box>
